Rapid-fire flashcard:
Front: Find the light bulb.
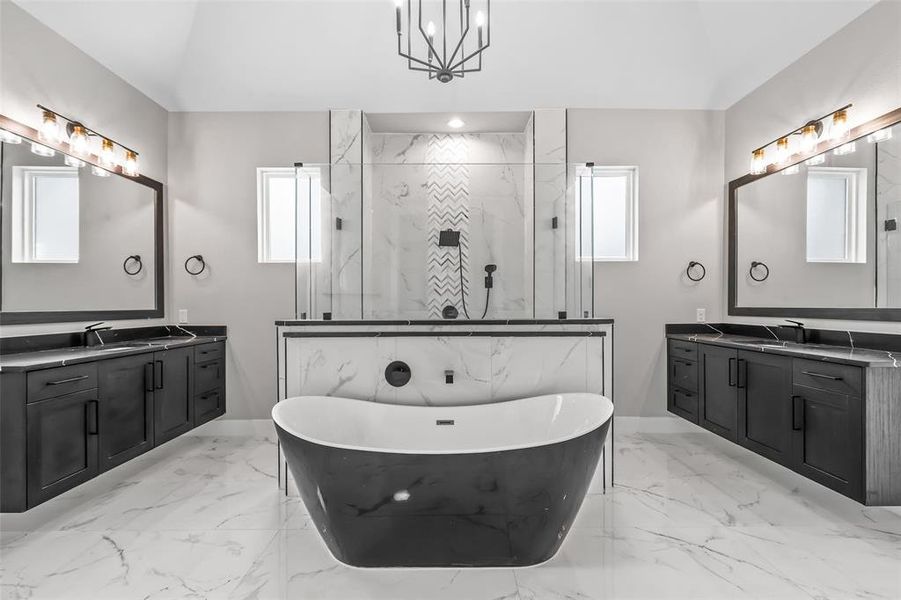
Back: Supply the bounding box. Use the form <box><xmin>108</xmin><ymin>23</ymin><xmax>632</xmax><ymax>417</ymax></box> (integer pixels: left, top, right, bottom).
<box><xmin>99</xmin><ymin>138</ymin><xmax>116</xmax><ymax>167</ymax></box>
<box><xmin>91</xmin><ymin>165</ymin><xmax>111</xmax><ymax>177</ymax></box>
<box><xmin>805</xmin><ymin>153</ymin><xmax>826</xmax><ymax>166</ymax></box>
<box><xmin>447</xmin><ymin>117</ymin><xmax>464</xmax><ymax>129</ymax></box>
<box><xmin>830</xmin><ymin>109</ymin><xmax>850</xmax><ymax>140</ymax></box>
<box><xmin>39</xmin><ymin>110</ymin><xmax>60</xmax><ymax>143</ymax></box>
<box><xmin>123</xmin><ymin>150</ymin><xmax>139</xmax><ymax>176</ymax></box>
<box><xmin>799</xmin><ymin>124</ymin><xmax>819</xmax><ymax>153</ymax></box>
<box><xmin>476</xmin><ymin>10</ymin><xmax>485</xmax><ymax>27</ymax></box>
<box><xmin>427</xmin><ymin>20</ymin><xmax>436</xmax><ymax>36</ymax></box>
<box><xmin>833</xmin><ymin>141</ymin><xmax>856</xmax><ymax>156</ymax></box>
<box><xmin>750</xmin><ymin>148</ymin><xmax>767</xmax><ymax>175</ymax></box>
<box><xmin>867</xmin><ymin>127</ymin><xmax>893</xmax><ymax>143</ymax></box>
<box><xmin>64</xmin><ymin>155</ymin><xmax>85</xmax><ymax>168</ymax></box>
<box><xmin>782</xmin><ymin>164</ymin><xmax>800</xmax><ymax>176</ymax></box>
<box><xmin>30</xmin><ymin>142</ymin><xmax>55</xmax><ymax>157</ymax></box>
<box><xmin>69</xmin><ymin>124</ymin><xmax>90</xmax><ymax>155</ymax></box>
<box><xmin>774</xmin><ymin>137</ymin><xmax>791</xmax><ymax>164</ymax></box>
<box><xmin>0</xmin><ymin>129</ymin><xmax>22</xmax><ymax>144</ymax></box>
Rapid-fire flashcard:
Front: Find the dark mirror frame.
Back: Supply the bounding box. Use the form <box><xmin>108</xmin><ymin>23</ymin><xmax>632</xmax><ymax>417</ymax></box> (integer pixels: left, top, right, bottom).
<box><xmin>728</xmin><ymin>105</ymin><xmax>901</xmax><ymax>322</ymax></box>
<box><xmin>0</xmin><ymin>113</ymin><xmax>164</xmax><ymax>325</ymax></box>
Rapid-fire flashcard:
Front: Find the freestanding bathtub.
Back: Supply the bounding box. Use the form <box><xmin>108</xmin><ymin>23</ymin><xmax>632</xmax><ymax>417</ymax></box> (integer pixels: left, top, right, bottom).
<box><xmin>273</xmin><ymin>392</ymin><xmax>613</xmax><ymax>568</ymax></box>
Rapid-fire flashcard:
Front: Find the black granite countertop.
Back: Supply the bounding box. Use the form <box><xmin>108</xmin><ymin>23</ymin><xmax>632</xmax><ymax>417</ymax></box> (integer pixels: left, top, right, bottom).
<box><xmin>667</xmin><ymin>332</ymin><xmax>899</xmax><ymax>368</ymax></box>
<box><xmin>0</xmin><ymin>326</ymin><xmax>227</xmax><ymax>373</ymax></box>
<box><xmin>275</xmin><ymin>318</ymin><xmax>615</xmax><ymax>326</ymax></box>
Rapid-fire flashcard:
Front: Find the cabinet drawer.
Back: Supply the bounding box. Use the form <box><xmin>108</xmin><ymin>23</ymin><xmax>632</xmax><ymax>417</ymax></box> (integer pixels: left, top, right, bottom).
<box><xmin>668</xmin><ymin>339</ymin><xmax>698</xmax><ymax>361</ymax></box>
<box><xmin>194</xmin><ymin>342</ymin><xmax>224</xmax><ymax>364</ymax></box>
<box><xmin>27</xmin><ymin>364</ymin><xmax>98</xmax><ymax>403</ymax></box>
<box><xmin>195</xmin><ymin>388</ymin><xmax>225</xmax><ymax>426</ymax></box>
<box><xmin>793</xmin><ymin>359</ymin><xmax>861</xmax><ymax>397</ymax></box>
<box><xmin>669</xmin><ymin>388</ymin><xmax>698</xmax><ymax>422</ymax></box>
<box><xmin>195</xmin><ymin>360</ymin><xmax>224</xmax><ymax>395</ymax></box>
<box><xmin>670</xmin><ymin>358</ymin><xmax>698</xmax><ymax>393</ymax></box>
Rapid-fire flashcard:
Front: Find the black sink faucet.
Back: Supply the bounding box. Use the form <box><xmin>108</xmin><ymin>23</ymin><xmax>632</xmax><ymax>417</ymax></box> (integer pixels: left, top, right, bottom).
<box><xmin>784</xmin><ymin>320</ymin><xmax>806</xmax><ymax>344</ymax></box>
<box><xmin>84</xmin><ymin>322</ymin><xmax>113</xmax><ymax>347</ymax></box>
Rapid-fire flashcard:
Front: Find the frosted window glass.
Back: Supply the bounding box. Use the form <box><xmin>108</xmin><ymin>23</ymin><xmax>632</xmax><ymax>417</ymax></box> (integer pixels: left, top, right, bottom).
<box><xmin>258</xmin><ymin>169</ymin><xmax>321</xmax><ymax>263</ymax></box>
<box><xmin>575</xmin><ymin>167</ymin><xmax>638</xmax><ymax>261</ymax></box>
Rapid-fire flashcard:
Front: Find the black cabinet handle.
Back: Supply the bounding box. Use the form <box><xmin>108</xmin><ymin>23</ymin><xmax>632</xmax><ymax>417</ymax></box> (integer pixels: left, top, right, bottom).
<box><xmin>792</xmin><ymin>395</ymin><xmax>804</xmax><ymax>431</ymax></box>
<box><xmin>728</xmin><ymin>357</ymin><xmax>737</xmax><ymax>387</ymax></box>
<box><xmin>801</xmin><ymin>371</ymin><xmax>843</xmax><ymax>381</ymax></box>
<box><xmin>144</xmin><ymin>363</ymin><xmax>154</xmax><ymax>392</ymax></box>
<box><xmin>737</xmin><ymin>359</ymin><xmax>747</xmax><ymax>389</ymax></box>
<box><xmin>672</xmin><ymin>358</ymin><xmax>693</xmax><ymax>366</ymax></box>
<box><xmin>86</xmin><ymin>400</ymin><xmax>99</xmax><ymax>435</ymax></box>
<box><xmin>154</xmin><ymin>360</ymin><xmax>164</xmax><ymax>390</ymax></box>
<box><xmin>47</xmin><ymin>375</ymin><xmax>89</xmax><ymax>386</ymax></box>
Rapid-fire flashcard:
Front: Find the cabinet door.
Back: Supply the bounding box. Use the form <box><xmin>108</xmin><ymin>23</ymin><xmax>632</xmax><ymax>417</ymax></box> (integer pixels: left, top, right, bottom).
<box><xmin>26</xmin><ymin>389</ymin><xmax>99</xmax><ymax>506</ymax></box>
<box><xmin>153</xmin><ymin>347</ymin><xmax>194</xmax><ymax>445</ymax></box>
<box><xmin>737</xmin><ymin>351</ymin><xmax>793</xmax><ymax>465</ymax></box>
<box><xmin>791</xmin><ymin>385</ymin><xmax>863</xmax><ymax>501</ymax></box>
<box><xmin>98</xmin><ymin>354</ymin><xmax>155</xmax><ymax>471</ymax></box>
<box><xmin>699</xmin><ymin>345</ymin><xmax>738</xmax><ymax>441</ymax></box>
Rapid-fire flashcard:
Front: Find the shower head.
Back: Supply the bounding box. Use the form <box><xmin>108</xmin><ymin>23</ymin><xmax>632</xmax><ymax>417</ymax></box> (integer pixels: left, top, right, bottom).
<box><xmin>438</xmin><ymin>229</ymin><xmax>461</xmax><ymax>247</ymax></box>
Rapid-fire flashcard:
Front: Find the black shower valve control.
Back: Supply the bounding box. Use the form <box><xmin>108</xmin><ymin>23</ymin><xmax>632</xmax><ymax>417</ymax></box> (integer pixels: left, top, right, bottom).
<box><xmin>445</xmin><ymin>370</ymin><xmax>454</xmax><ymax>384</ymax></box>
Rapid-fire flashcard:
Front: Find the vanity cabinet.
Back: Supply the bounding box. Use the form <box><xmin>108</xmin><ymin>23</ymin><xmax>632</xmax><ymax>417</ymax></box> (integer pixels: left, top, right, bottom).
<box><xmin>153</xmin><ymin>347</ymin><xmax>194</xmax><ymax>445</ymax></box>
<box><xmin>98</xmin><ymin>355</ymin><xmax>155</xmax><ymax>471</ymax></box>
<box><xmin>667</xmin><ymin>339</ymin><xmax>699</xmax><ymax>423</ymax></box>
<box><xmin>667</xmin><ymin>338</ymin><xmax>876</xmax><ymax>503</ymax></box>
<box><xmin>0</xmin><ymin>335</ymin><xmax>226</xmax><ymax>513</ymax></box>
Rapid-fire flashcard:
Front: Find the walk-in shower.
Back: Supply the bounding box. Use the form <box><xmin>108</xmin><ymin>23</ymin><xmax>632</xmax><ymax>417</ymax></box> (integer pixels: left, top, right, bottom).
<box><xmin>292</xmin><ymin>110</ymin><xmax>603</xmax><ymax>321</ymax></box>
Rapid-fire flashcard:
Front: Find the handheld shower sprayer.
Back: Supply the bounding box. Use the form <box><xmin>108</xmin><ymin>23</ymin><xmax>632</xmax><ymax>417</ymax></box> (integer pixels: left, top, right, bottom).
<box><xmin>436</xmin><ymin>229</ymin><xmax>496</xmax><ymax>320</ymax></box>
<box><xmin>484</xmin><ymin>264</ymin><xmax>497</xmax><ymax>289</ymax></box>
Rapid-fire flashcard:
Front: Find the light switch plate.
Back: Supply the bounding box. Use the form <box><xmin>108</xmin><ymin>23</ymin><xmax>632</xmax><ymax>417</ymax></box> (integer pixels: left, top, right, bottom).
<box><xmin>178</xmin><ymin>309</ymin><xmax>189</xmax><ymax>323</ymax></box>
<box><xmin>696</xmin><ymin>308</ymin><xmax>706</xmax><ymax>322</ymax></box>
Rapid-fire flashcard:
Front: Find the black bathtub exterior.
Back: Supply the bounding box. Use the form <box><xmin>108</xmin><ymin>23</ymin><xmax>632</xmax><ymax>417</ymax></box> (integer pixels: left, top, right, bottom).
<box><xmin>275</xmin><ymin>419</ymin><xmax>609</xmax><ymax>568</ymax></box>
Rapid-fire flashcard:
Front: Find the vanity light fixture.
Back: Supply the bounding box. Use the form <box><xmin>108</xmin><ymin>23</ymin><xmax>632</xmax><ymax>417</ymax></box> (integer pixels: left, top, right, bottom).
<box><xmin>782</xmin><ymin>164</ymin><xmax>800</xmax><ymax>175</ymax></box>
<box><xmin>38</xmin><ymin>109</ymin><xmax>61</xmax><ymax>143</ymax></box>
<box><xmin>395</xmin><ymin>0</ymin><xmax>490</xmax><ymax>83</ymax></box>
<box><xmin>833</xmin><ymin>141</ymin><xmax>856</xmax><ymax>156</ymax></box>
<box><xmin>867</xmin><ymin>127</ymin><xmax>893</xmax><ymax>143</ymax></box>
<box><xmin>805</xmin><ymin>153</ymin><xmax>826</xmax><ymax>166</ymax></box>
<box><xmin>0</xmin><ymin>129</ymin><xmax>22</xmax><ymax>144</ymax></box>
<box><xmin>447</xmin><ymin>117</ymin><xmax>465</xmax><ymax>129</ymax></box>
<box><xmin>30</xmin><ymin>142</ymin><xmax>55</xmax><ymax>157</ymax></box>
<box><xmin>750</xmin><ymin>149</ymin><xmax>767</xmax><ymax>175</ymax></box>
<box><xmin>35</xmin><ymin>105</ymin><xmax>141</xmax><ymax>176</ymax></box>
<box><xmin>91</xmin><ymin>165</ymin><xmax>111</xmax><ymax>177</ymax></box>
<box><xmin>748</xmin><ymin>104</ymin><xmax>850</xmax><ymax>175</ymax></box>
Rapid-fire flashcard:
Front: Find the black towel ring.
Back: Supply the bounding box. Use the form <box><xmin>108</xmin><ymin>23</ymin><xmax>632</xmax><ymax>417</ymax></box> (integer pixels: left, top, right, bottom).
<box><xmin>123</xmin><ymin>254</ymin><xmax>143</xmax><ymax>276</ymax></box>
<box><xmin>750</xmin><ymin>261</ymin><xmax>770</xmax><ymax>282</ymax></box>
<box><xmin>185</xmin><ymin>255</ymin><xmax>206</xmax><ymax>276</ymax></box>
<box><xmin>686</xmin><ymin>261</ymin><xmax>706</xmax><ymax>282</ymax></box>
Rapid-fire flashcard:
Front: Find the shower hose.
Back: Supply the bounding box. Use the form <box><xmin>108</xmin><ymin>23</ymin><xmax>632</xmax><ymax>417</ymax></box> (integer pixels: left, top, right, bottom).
<box><xmin>457</xmin><ymin>245</ymin><xmax>490</xmax><ymax>320</ymax></box>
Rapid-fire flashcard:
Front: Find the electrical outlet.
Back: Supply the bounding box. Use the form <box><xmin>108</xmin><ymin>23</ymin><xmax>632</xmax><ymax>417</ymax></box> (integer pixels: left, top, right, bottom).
<box><xmin>178</xmin><ymin>309</ymin><xmax>189</xmax><ymax>324</ymax></box>
<box><xmin>696</xmin><ymin>308</ymin><xmax>706</xmax><ymax>322</ymax></box>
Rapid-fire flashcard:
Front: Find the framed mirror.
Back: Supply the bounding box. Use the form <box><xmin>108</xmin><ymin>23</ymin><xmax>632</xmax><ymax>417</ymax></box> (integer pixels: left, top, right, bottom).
<box><xmin>0</xmin><ymin>114</ymin><xmax>164</xmax><ymax>324</ymax></box>
<box><xmin>729</xmin><ymin>106</ymin><xmax>901</xmax><ymax>321</ymax></box>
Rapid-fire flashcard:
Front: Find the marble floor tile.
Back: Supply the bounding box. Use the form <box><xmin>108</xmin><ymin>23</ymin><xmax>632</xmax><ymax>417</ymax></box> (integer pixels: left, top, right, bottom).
<box><xmin>2</xmin><ymin>417</ymin><xmax>900</xmax><ymax>600</ymax></box>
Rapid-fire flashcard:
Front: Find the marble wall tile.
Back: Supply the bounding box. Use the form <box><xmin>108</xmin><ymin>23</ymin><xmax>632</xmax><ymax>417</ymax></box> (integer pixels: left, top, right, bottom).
<box><xmin>329</xmin><ymin>110</ymin><xmax>362</xmax><ymax>165</ymax></box>
<box><xmin>392</xmin><ymin>336</ymin><xmax>492</xmax><ymax>405</ymax></box>
<box><xmin>292</xmin><ymin>337</ymin><xmax>396</xmax><ymax>402</ymax></box>
<box><xmin>489</xmin><ymin>336</ymin><xmax>589</xmax><ymax>400</ymax></box>
<box><xmin>534</xmin><ymin>108</ymin><xmax>566</xmax><ymax>164</ymax></box>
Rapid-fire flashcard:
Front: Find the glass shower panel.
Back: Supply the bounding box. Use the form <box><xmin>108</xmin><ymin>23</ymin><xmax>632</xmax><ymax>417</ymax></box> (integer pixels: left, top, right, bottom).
<box><xmin>566</xmin><ymin>164</ymin><xmax>596</xmax><ymax>318</ymax></box>
<box><xmin>534</xmin><ymin>163</ymin><xmax>568</xmax><ymax>318</ymax></box>
<box><xmin>362</xmin><ymin>163</ymin><xmax>533</xmax><ymax>320</ymax></box>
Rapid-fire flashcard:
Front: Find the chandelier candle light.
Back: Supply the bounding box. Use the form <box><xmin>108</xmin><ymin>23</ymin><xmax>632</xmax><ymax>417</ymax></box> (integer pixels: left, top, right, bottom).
<box><xmin>395</xmin><ymin>0</ymin><xmax>490</xmax><ymax>83</ymax></box>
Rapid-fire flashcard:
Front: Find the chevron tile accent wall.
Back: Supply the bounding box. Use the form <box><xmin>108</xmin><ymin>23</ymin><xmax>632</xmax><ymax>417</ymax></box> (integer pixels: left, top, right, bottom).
<box><xmin>426</xmin><ymin>135</ymin><xmax>471</xmax><ymax>318</ymax></box>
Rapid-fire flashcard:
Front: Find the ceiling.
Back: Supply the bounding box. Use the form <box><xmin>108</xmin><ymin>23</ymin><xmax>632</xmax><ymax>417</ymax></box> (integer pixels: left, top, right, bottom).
<box><xmin>13</xmin><ymin>0</ymin><xmax>876</xmax><ymax>113</ymax></box>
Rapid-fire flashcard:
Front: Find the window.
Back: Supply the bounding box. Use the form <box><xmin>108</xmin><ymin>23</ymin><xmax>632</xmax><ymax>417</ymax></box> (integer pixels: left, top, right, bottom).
<box><xmin>806</xmin><ymin>167</ymin><xmax>867</xmax><ymax>263</ymax></box>
<box><xmin>257</xmin><ymin>167</ymin><xmax>322</xmax><ymax>263</ymax></box>
<box><xmin>575</xmin><ymin>166</ymin><xmax>638</xmax><ymax>261</ymax></box>
<box><xmin>11</xmin><ymin>166</ymin><xmax>79</xmax><ymax>263</ymax></box>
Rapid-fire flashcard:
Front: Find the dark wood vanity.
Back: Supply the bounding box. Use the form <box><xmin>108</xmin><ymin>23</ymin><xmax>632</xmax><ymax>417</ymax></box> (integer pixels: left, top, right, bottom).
<box><xmin>0</xmin><ymin>326</ymin><xmax>226</xmax><ymax>512</ymax></box>
<box><xmin>666</xmin><ymin>324</ymin><xmax>901</xmax><ymax>505</ymax></box>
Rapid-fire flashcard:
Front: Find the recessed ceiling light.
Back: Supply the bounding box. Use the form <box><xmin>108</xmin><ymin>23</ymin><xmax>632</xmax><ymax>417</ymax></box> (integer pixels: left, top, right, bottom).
<box><xmin>447</xmin><ymin>118</ymin><xmax>464</xmax><ymax>129</ymax></box>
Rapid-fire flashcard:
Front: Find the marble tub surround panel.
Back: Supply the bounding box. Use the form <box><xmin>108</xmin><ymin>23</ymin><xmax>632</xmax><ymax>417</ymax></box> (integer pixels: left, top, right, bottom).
<box><xmin>666</xmin><ymin>322</ymin><xmax>901</xmax><ymax>367</ymax></box>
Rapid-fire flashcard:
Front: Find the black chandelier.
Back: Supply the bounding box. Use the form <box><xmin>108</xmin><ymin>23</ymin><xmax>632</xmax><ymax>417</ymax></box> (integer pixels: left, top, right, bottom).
<box><xmin>394</xmin><ymin>0</ymin><xmax>490</xmax><ymax>83</ymax></box>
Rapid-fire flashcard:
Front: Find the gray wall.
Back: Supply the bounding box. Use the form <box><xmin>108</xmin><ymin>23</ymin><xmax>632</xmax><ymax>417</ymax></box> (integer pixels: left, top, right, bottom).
<box><xmin>724</xmin><ymin>0</ymin><xmax>901</xmax><ymax>334</ymax></box>
<box><xmin>0</xmin><ymin>1</ymin><xmax>168</xmax><ymax>335</ymax></box>
<box><xmin>167</xmin><ymin>112</ymin><xmax>328</xmax><ymax>419</ymax></box>
<box><xmin>568</xmin><ymin>109</ymin><xmax>726</xmax><ymax>416</ymax></box>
